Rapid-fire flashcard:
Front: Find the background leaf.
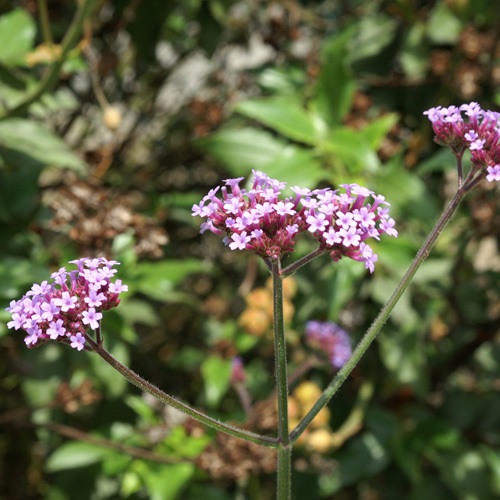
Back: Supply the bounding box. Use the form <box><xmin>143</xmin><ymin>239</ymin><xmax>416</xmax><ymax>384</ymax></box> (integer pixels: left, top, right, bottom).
<box><xmin>0</xmin><ymin>119</ymin><xmax>86</xmax><ymax>172</ymax></box>
<box><xmin>0</xmin><ymin>9</ymin><xmax>36</xmax><ymax>65</ymax></box>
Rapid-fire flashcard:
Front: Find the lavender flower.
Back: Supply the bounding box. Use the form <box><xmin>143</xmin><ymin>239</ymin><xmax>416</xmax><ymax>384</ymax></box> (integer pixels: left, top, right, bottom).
<box><xmin>424</xmin><ymin>102</ymin><xmax>500</xmax><ymax>182</ymax></box>
<box><xmin>192</xmin><ymin>170</ymin><xmax>397</xmax><ymax>272</ymax></box>
<box><xmin>305</xmin><ymin>320</ymin><xmax>352</xmax><ymax>369</ymax></box>
<box><xmin>6</xmin><ymin>257</ymin><xmax>128</xmax><ymax>350</ymax></box>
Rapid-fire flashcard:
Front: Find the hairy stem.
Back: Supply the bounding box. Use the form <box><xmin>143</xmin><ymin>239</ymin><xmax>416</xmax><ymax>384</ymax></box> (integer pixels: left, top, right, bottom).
<box><xmin>281</xmin><ymin>247</ymin><xmax>325</xmax><ymax>277</ymax></box>
<box><xmin>85</xmin><ymin>335</ymin><xmax>278</xmax><ymax>449</ymax></box>
<box><xmin>291</xmin><ymin>187</ymin><xmax>467</xmax><ymax>443</ymax></box>
<box><xmin>271</xmin><ymin>259</ymin><xmax>291</xmax><ymax>499</ymax></box>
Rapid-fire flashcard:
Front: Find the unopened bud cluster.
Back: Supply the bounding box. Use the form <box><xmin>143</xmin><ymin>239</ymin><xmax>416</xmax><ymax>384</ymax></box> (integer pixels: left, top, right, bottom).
<box><xmin>424</xmin><ymin>102</ymin><xmax>500</xmax><ymax>182</ymax></box>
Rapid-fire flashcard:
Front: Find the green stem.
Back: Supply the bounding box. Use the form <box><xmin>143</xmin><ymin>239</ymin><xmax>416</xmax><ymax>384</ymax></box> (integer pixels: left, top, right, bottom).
<box><xmin>271</xmin><ymin>259</ymin><xmax>291</xmax><ymax>499</ymax></box>
<box><xmin>37</xmin><ymin>0</ymin><xmax>54</xmax><ymax>47</ymax></box>
<box><xmin>281</xmin><ymin>247</ymin><xmax>325</xmax><ymax>277</ymax></box>
<box><xmin>85</xmin><ymin>335</ymin><xmax>278</xmax><ymax>449</ymax></box>
<box><xmin>0</xmin><ymin>0</ymin><xmax>96</xmax><ymax>120</ymax></box>
<box><xmin>291</xmin><ymin>187</ymin><xmax>467</xmax><ymax>443</ymax></box>
<box><xmin>277</xmin><ymin>446</ymin><xmax>292</xmax><ymax>499</ymax></box>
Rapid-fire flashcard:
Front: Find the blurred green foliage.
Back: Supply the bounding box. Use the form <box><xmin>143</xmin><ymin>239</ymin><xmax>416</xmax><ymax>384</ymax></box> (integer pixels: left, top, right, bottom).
<box><xmin>0</xmin><ymin>0</ymin><xmax>499</xmax><ymax>499</ymax></box>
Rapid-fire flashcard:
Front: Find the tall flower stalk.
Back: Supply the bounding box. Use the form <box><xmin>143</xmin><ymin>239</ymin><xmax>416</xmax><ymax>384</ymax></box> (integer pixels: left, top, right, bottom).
<box><xmin>6</xmin><ymin>102</ymin><xmax>499</xmax><ymax>499</ymax></box>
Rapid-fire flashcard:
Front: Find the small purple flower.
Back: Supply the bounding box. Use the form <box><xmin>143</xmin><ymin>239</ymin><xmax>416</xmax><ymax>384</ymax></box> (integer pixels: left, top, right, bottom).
<box><xmin>229</xmin><ymin>231</ymin><xmax>252</xmax><ymax>250</ymax></box>
<box><xmin>40</xmin><ymin>299</ymin><xmax>60</xmax><ymax>321</ymax></box>
<box><xmin>339</xmin><ymin>227</ymin><xmax>361</xmax><ymax>247</ymax></box>
<box><xmin>306</xmin><ymin>213</ymin><xmax>329</xmax><ymax>233</ymax></box>
<box><xmin>54</xmin><ymin>291</ymin><xmax>77</xmax><ymax>312</ymax></box>
<box><xmin>27</xmin><ymin>281</ymin><xmax>52</xmax><ymax>297</ymax></box>
<box><xmin>82</xmin><ymin>308</ymin><xmax>103</xmax><ymax>330</ymax></box>
<box><xmin>70</xmin><ymin>332</ymin><xmax>86</xmax><ymax>351</ymax></box>
<box><xmin>486</xmin><ymin>164</ymin><xmax>500</xmax><ymax>182</ymax></box>
<box><xmin>7</xmin><ymin>313</ymin><xmax>25</xmax><ymax>330</ymax></box>
<box><xmin>47</xmin><ymin>319</ymin><xmax>66</xmax><ymax>339</ymax></box>
<box><xmin>469</xmin><ymin>138</ymin><xmax>486</xmax><ymax>151</ymax></box>
<box><xmin>24</xmin><ymin>330</ymin><xmax>40</xmax><ymax>347</ymax></box>
<box><xmin>108</xmin><ymin>279</ymin><xmax>128</xmax><ymax>294</ymax></box>
<box><xmin>84</xmin><ymin>289</ymin><xmax>106</xmax><ymax>308</ymax></box>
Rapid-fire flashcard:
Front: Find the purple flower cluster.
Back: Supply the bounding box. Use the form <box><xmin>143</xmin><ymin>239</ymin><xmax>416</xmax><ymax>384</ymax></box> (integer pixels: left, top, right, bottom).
<box><xmin>6</xmin><ymin>257</ymin><xmax>128</xmax><ymax>351</ymax></box>
<box><xmin>424</xmin><ymin>102</ymin><xmax>500</xmax><ymax>182</ymax></box>
<box><xmin>305</xmin><ymin>320</ymin><xmax>352</xmax><ymax>369</ymax></box>
<box><xmin>192</xmin><ymin>170</ymin><xmax>397</xmax><ymax>272</ymax></box>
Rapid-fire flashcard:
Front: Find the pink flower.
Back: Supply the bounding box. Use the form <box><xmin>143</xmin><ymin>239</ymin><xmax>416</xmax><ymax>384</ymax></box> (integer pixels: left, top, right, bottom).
<box><xmin>6</xmin><ymin>257</ymin><xmax>128</xmax><ymax>351</ymax></box>
<box><xmin>192</xmin><ymin>170</ymin><xmax>397</xmax><ymax>270</ymax></box>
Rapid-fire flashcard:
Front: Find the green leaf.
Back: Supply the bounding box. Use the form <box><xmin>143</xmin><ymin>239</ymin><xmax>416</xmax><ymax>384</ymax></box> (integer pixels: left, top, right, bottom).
<box><xmin>132</xmin><ymin>461</ymin><xmax>194</xmax><ymax>500</ymax></box>
<box><xmin>427</xmin><ymin>0</ymin><xmax>463</xmax><ymax>44</ymax></box>
<box><xmin>321</xmin><ymin>126</ymin><xmax>380</xmax><ymax>174</ymax></box>
<box><xmin>360</xmin><ymin>113</ymin><xmax>399</xmax><ymax>150</ymax></box>
<box><xmin>257</xmin><ymin>146</ymin><xmax>325</xmax><ymax>188</ymax></box>
<box><xmin>196</xmin><ymin>127</ymin><xmax>286</xmax><ymax>172</ymax></box>
<box><xmin>348</xmin><ymin>14</ymin><xmax>398</xmax><ymax>63</ymax></box>
<box><xmin>316</xmin><ymin>28</ymin><xmax>357</xmax><ymax>126</ymax></box>
<box><xmin>133</xmin><ymin>259</ymin><xmax>204</xmax><ymax>302</ymax></box>
<box><xmin>257</xmin><ymin>67</ymin><xmax>306</xmax><ymax>95</ymax></box>
<box><xmin>235</xmin><ymin>97</ymin><xmax>318</xmax><ymax>145</ymax></box>
<box><xmin>125</xmin><ymin>395</ymin><xmax>159</xmax><ymax>424</ymax></box>
<box><xmin>0</xmin><ymin>9</ymin><xmax>36</xmax><ymax>65</ymax></box>
<box><xmin>200</xmin><ymin>354</ymin><xmax>232</xmax><ymax>409</ymax></box>
<box><xmin>46</xmin><ymin>441</ymin><xmax>108</xmax><ymax>472</ymax></box>
<box><xmin>116</xmin><ymin>298</ymin><xmax>159</xmax><ymax>327</ymax></box>
<box><xmin>372</xmin><ymin>157</ymin><xmax>438</xmax><ymax>221</ymax></box>
<box><xmin>378</xmin><ymin>324</ymin><xmax>428</xmax><ymax>395</ymax></box>
<box><xmin>0</xmin><ymin>118</ymin><xmax>86</xmax><ymax>172</ymax></box>
<box><xmin>319</xmin><ymin>432</ymin><xmax>389</xmax><ymax>495</ymax></box>
<box><xmin>437</xmin><ymin>450</ymin><xmax>494</xmax><ymax>499</ymax></box>
<box><xmin>0</xmin><ymin>257</ymin><xmax>48</xmax><ymax>299</ymax></box>
<box><xmin>400</xmin><ymin>22</ymin><xmax>429</xmax><ymax>78</ymax></box>
<box><xmin>480</xmin><ymin>446</ymin><xmax>500</xmax><ymax>494</ymax></box>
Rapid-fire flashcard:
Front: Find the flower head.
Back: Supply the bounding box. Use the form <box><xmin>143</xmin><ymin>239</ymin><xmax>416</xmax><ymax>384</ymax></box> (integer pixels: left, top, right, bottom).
<box><xmin>192</xmin><ymin>170</ymin><xmax>397</xmax><ymax>271</ymax></box>
<box><xmin>305</xmin><ymin>320</ymin><xmax>352</xmax><ymax>369</ymax></box>
<box><xmin>424</xmin><ymin>102</ymin><xmax>500</xmax><ymax>182</ymax></box>
<box><xmin>6</xmin><ymin>257</ymin><xmax>128</xmax><ymax>350</ymax></box>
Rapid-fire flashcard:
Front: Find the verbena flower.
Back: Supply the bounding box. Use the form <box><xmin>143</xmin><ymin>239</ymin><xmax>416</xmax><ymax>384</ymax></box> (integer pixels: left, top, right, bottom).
<box><xmin>424</xmin><ymin>102</ymin><xmax>500</xmax><ymax>182</ymax></box>
<box><xmin>192</xmin><ymin>170</ymin><xmax>397</xmax><ymax>272</ymax></box>
<box><xmin>305</xmin><ymin>320</ymin><xmax>352</xmax><ymax>369</ymax></box>
<box><xmin>6</xmin><ymin>257</ymin><xmax>128</xmax><ymax>350</ymax></box>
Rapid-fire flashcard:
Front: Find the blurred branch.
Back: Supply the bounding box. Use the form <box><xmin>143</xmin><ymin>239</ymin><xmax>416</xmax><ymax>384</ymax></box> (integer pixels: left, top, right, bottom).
<box><xmin>37</xmin><ymin>0</ymin><xmax>54</xmax><ymax>47</ymax></box>
<box><xmin>39</xmin><ymin>421</ymin><xmax>188</xmax><ymax>464</ymax></box>
<box><xmin>0</xmin><ymin>0</ymin><xmax>97</xmax><ymax>120</ymax></box>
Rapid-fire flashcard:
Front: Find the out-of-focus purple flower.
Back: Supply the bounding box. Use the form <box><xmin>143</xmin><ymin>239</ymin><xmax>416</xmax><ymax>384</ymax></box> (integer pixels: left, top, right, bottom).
<box><xmin>230</xmin><ymin>357</ymin><xmax>246</xmax><ymax>385</ymax></box>
<box><xmin>305</xmin><ymin>320</ymin><xmax>352</xmax><ymax>369</ymax></box>
<box><xmin>192</xmin><ymin>170</ymin><xmax>397</xmax><ymax>271</ymax></box>
<box><xmin>423</xmin><ymin>102</ymin><xmax>500</xmax><ymax>182</ymax></box>
<box><xmin>6</xmin><ymin>257</ymin><xmax>128</xmax><ymax>350</ymax></box>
